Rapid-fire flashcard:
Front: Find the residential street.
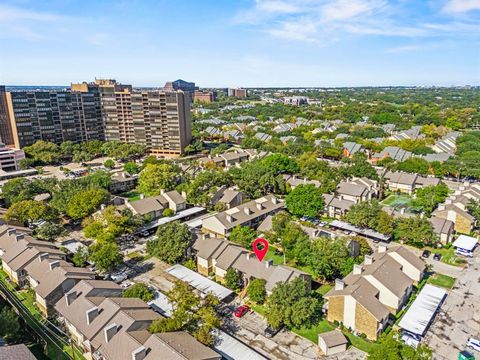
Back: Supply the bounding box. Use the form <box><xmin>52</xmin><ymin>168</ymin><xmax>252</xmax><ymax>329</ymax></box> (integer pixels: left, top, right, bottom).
<box><xmin>424</xmin><ymin>248</ymin><xmax>480</xmax><ymax>359</ymax></box>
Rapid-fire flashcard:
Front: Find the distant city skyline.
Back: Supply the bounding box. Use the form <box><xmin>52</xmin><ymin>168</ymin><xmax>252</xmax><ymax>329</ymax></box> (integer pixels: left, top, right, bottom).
<box><xmin>0</xmin><ymin>0</ymin><xmax>479</xmax><ymax>87</ymax></box>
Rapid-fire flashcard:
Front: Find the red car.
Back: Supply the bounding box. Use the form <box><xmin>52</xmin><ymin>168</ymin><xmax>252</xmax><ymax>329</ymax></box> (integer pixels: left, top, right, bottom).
<box><xmin>233</xmin><ymin>305</ymin><xmax>250</xmax><ymax>318</ymax></box>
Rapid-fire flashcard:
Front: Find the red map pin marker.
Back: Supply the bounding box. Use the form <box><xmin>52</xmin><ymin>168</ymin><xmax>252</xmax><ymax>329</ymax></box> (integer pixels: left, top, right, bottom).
<box><xmin>252</xmin><ymin>237</ymin><xmax>269</xmax><ymax>262</ymax></box>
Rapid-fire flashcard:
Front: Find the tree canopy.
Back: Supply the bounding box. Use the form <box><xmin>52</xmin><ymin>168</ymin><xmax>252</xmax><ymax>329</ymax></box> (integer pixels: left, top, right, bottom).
<box><xmin>147</xmin><ymin>221</ymin><xmax>192</xmax><ymax>263</ymax></box>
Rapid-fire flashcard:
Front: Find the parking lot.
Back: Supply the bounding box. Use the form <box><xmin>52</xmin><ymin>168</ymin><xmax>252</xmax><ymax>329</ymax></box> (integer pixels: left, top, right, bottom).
<box><xmin>221</xmin><ymin>303</ymin><xmax>366</xmax><ymax>360</ymax></box>
<box><xmin>424</xmin><ymin>248</ymin><xmax>480</xmax><ymax>359</ymax></box>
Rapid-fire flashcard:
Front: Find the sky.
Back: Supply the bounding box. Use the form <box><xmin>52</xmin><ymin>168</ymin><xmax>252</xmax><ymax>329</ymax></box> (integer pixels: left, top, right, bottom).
<box><xmin>0</xmin><ymin>0</ymin><xmax>479</xmax><ymax>87</ymax></box>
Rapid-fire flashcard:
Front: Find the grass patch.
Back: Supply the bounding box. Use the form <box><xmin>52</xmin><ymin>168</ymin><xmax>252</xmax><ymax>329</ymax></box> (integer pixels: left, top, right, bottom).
<box><xmin>119</xmin><ymin>191</ymin><xmax>141</xmax><ymax>201</ymax></box>
<box><xmin>380</xmin><ymin>194</ymin><xmax>412</xmax><ymax>207</ymax></box>
<box><xmin>251</xmin><ymin>304</ymin><xmax>267</xmax><ymax>316</ymax></box>
<box><xmin>293</xmin><ymin>320</ymin><xmax>380</xmax><ymax>354</ymax></box>
<box><xmin>428</xmin><ymin>273</ymin><xmax>456</xmax><ymax>289</ymax></box>
<box><xmin>317</xmin><ymin>284</ymin><xmax>333</xmax><ymax>296</ymax></box>
<box><xmin>265</xmin><ymin>246</ymin><xmax>285</xmax><ymax>266</ymax></box>
<box><xmin>425</xmin><ymin>246</ymin><xmax>466</xmax><ymax>267</ymax></box>
<box><xmin>126</xmin><ymin>251</ymin><xmax>146</xmax><ymax>261</ymax></box>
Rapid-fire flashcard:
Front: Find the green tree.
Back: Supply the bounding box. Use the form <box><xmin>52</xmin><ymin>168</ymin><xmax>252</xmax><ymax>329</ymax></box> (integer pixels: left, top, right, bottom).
<box><xmin>147</xmin><ymin>221</ymin><xmax>192</xmax><ymax>263</ymax></box>
<box><xmin>1</xmin><ymin>178</ymin><xmax>37</xmax><ymax>205</ymax></box>
<box><xmin>162</xmin><ymin>208</ymin><xmax>175</xmax><ymax>217</ymax></box>
<box><xmin>137</xmin><ymin>163</ymin><xmax>178</xmax><ymax>195</ymax></box>
<box><xmin>344</xmin><ymin>200</ymin><xmax>393</xmax><ymax>234</ymax></box>
<box><xmin>23</xmin><ymin>140</ymin><xmax>61</xmax><ymax>164</ymax></box>
<box><xmin>0</xmin><ymin>307</ymin><xmax>21</xmax><ymax>341</ymax></box>
<box><xmin>265</xmin><ymin>278</ymin><xmax>320</xmax><ymax>329</ymax></box>
<box><xmin>72</xmin><ymin>247</ymin><xmax>89</xmax><ymax>267</ymax></box>
<box><xmin>229</xmin><ymin>225</ymin><xmax>256</xmax><ymax>248</ymax></box>
<box><xmin>88</xmin><ymin>241</ymin><xmax>123</xmax><ymax>272</ymax></box>
<box><xmin>123</xmin><ymin>161</ymin><xmax>140</xmax><ymax>175</ymax></box>
<box><xmin>394</xmin><ymin>216</ymin><xmax>438</xmax><ymax>247</ymax></box>
<box><xmin>467</xmin><ymin>198</ymin><xmax>480</xmax><ymax>224</ymax></box>
<box><xmin>183</xmin><ymin>258</ymin><xmax>197</xmax><ymax>271</ymax></box>
<box><xmin>104</xmin><ymin>159</ymin><xmax>115</xmax><ymax>169</ymax></box>
<box><xmin>5</xmin><ymin>200</ymin><xmax>58</xmax><ymax>224</ymax></box>
<box><xmin>307</xmin><ymin>237</ymin><xmax>352</xmax><ymax>280</ymax></box>
<box><xmin>123</xmin><ymin>283</ymin><xmax>154</xmax><ymax>302</ymax></box>
<box><xmin>369</xmin><ymin>332</ymin><xmax>432</xmax><ymax>360</ymax></box>
<box><xmin>34</xmin><ymin>222</ymin><xmax>66</xmax><ymax>241</ymax></box>
<box><xmin>224</xmin><ymin>268</ymin><xmax>241</xmax><ymax>291</ymax></box>
<box><xmin>247</xmin><ymin>279</ymin><xmax>267</xmax><ymax>304</ymax></box>
<box><xmin>149</xmin><ymin>281</ymin><xmax>221</xmax><ymax>346</ymax></box>
<box><xmin>412</xmin><ymin>183</ymin><xmax>449</xmax><ymax>215</ymax></box>
<box><xmin>66</xmin><ymin>188</ymin><xmax>110</xmax><ymax>219</ymax></box>
<box><xmin>285</xmin><ymin>184</ymin><xmax>325</xmax><ymax>218</ymax></box>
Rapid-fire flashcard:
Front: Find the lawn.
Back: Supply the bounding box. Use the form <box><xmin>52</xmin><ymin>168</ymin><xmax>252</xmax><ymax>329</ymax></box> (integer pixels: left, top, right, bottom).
<box><xmin>381</xmin><ymin>194</ymin><xmax>412</xmax><ymax>207</ymax></box>
<box><xmin>428</xmin><ymin>273</ymin><xmax>456</xmax><ymax>289</ymax></box>
<box><xmin>317</xmin><ymin>283</ymin><xmax>333</xmax><ymax>296</ymax></box>
<box><xmin>293</xmin><ymin>320</ymin><xmax>380</xmax><ymax>354</ymax></box>
<box><xmin>119</xmin><ymin>191</ymin><xmax>141</xmax><ymax>201</ymax></box>
<box><xmin>425</xmin><ymin>246</ymin><xmax>466</xmax><ymax>267</ymax></box>
<box><xmin>265</xmin><ymin>246</ymin><xmax>285</xmax><ymax>266</ymax></box>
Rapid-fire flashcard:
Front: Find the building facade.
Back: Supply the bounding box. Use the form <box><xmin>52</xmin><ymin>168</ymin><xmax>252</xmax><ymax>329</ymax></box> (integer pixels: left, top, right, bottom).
<box><xmin>1</xmin><ymin>79</ymin><xmax>192</xmax><ymax>156</ymax></box>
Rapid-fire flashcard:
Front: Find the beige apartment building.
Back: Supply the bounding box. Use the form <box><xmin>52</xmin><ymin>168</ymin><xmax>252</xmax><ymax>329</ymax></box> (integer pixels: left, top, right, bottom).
<box><xmin>73</xmin><ymin>79</ymin><xmax>192</xmax><ymax>156</ymax></box>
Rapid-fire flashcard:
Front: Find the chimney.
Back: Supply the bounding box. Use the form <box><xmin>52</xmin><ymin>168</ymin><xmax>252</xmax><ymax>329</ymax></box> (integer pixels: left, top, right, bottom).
<box><xmin>271</xmin><ymin>197</ymin><xmax>278</xmax><ymax>204</ymax></box>
<box><xmin>364</xmin><ymin>255</ymin><xmax>373</xmax><ymax>265</ymax></box>
<box><xmin>132</xmin><ymin>346</ymin><xmax>147</xmax><ymax>360</ymax></box>
<box><xmin>65</xmin><ymin>291</ymin><xmax>77</xmax><ymax>306</ymax></box>
<box><xmin>7</xmin><ymin>228</ymin><xmax>16</xmax><ymax>237</ymax></box>
<box><xmin>226</xmin><ymin>214</ymin><xmax>233</xmax><ymax>223</ymax></box>
<box><xmin>400</xmin><ymin>208</ymin><xmax>405</xmax><ymax>215</ymax></box>
<box><xmin>265</xmin><ymin>260</ymin><xmax>273</xmax><ymax>268</ymax></box>
<box><xmin>160</xmin><ymin>189</ymin><xmax>165</xmax><ymax>195</ymax></box>
<box><xmin>445</xmin><ymin>199</ymin><xmax>452</xmax><ymax>205</ymax></box>
<box><xmin>104</xmin><ymin>323</ymin><xmax>117</xmax><ymax>343</ymax></box>
<box><xmin>15</xmin><ymin>234</ymin><xmax>24</xmax><ymax>241</ymax></box>
<box><xmin>100</xmin><ymin>204</ymin><xmax>106</xmax><ymax>210</ymax></box>
<box><xmin>378</xmin><ymin>243</ymin><xmax>387</xmax><ymax>253</ymax></box>
<box><xmin>420</xmin><ymin>212</ymin><xmax>425</xmax><ymax>219</ymax></box>
<box><xmin>86</xmin><ymin>307</ymin><xmax>99</xmax><ymax>325</ymax></box>
<box><xmin>181</xmin><ymin>191</ymin><xmax>187</xmax><ymax>199</ymax></box>
<box><xmin>243</xmin><ymin>207</ymin><xmax>252</xmax><ymax>215</ymax></box>
<box><xmin>49</xmin><ymin>260</ymin><xmax>60</xmax><ymax>271</ymax></box>
<box><xmin>140</xmin><ymin>194</ymin><xmax>145</xmax><ymax>199</ymax></box>
<box><xmin>246</xmin><ymin>253</ymin><xmax>252</xmax><ymax>260</ymax></box>
<box><xmin>353</xmin><ymin>264</ymin><xmax>363</xmax><ymax>275</ymax></box>
<box><xmin>335</xmin><ymin>279</ymin><xmax>345</xmax><ymax>291</ymax></box>
<box><xmin>39</xmin><ymin>253</ymin><xmax>49</xmax><ymax>262</ymax></box>
<box><xmin>256</xmin><ymin>203</ymin><xmax>263</xmax><ymax>211</ymax></box>
<box><xmin>122</xmin><ymin>173</ymin><xmax>127</xmax><ymax>178</ymax></box>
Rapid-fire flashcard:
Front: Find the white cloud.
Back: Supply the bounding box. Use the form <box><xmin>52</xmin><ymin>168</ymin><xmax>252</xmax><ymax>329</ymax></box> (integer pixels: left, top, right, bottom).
<box><xmin>443</xmin><ymin>0</ymin><xmax>480</xmax><ymax>13</ymax></box>
<box><xmin>385</xmin><ymin>44</ymin><xmax>421</xmax><ymax>53</ymax></box>
<box><xmin>321</xmin><ymin>0</ymin><xmax>386</xmax><ymax>22</ymax></box>
<box><xmin>0</xmin><ymin>4</ymin><xmax>66</xmax><ymax>22</ymax></box>
<box><xmin>256</xmin><ymin>0</ymin><xmax>300</xmax><ymax>14</ymax></box>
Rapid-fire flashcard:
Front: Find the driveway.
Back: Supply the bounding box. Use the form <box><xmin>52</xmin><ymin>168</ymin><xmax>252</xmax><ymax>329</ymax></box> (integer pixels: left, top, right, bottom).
<box><xmin>424</xmin><ymin>248</ymin><xmax>480</xmax><ymax>359</ymax></box>
<box><xmin>222</xmin><ymin>303</ymin><xmax>366</xmax><ymax>360</ymax></box>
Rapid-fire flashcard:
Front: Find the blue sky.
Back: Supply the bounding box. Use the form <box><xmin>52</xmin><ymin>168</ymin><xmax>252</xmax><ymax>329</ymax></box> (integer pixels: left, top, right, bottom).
<box><xmin>0</xmin><ymin>0</ymin><xmax>479</xmax><ymax>87</ymax></box>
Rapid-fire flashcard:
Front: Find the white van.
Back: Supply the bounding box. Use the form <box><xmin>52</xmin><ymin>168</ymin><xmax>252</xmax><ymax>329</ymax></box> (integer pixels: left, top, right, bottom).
<box><xmin>467</xmin><ymin>337</ymin><xmax>480</xmax><ymax>352</ymax></box>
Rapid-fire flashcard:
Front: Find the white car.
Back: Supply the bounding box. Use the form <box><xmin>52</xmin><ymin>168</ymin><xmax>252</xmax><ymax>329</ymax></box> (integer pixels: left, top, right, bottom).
<box><xmin>467</xmin><ymin>337</ymin><xmax>480</xmax><ymax>352</ymax></box>
<box><xmin>111</xmin><ymin>273</ymin><xmax>128</xmax><ymax>283</ymax></box>
<box><xmin>455</xmin><ymin>248</ymin><xmax>474</xmax><ymax>257</ymax></box>
<box><xmin>121</xmin><ymin>280</ymin><xmax>133</xmax><ymax>288</ymax></box>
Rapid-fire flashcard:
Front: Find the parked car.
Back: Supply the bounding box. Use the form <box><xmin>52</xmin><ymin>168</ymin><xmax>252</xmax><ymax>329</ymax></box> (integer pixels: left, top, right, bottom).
<box><xmin>233</xmin><ymin>305</ymin><xmax>250</xmax><ymax>318</ymax></box>
<box><xmin>466</xmin><ymin>337</ymin><xmax>480</xmax><ymax>352</ymax></box>
<box><xmin>140</xmin><ymin>231</ymin><xmax>150</xmax><ymax>237</ymax></box>
<box><xmin>433</xmin><ymin>253</ymin><xmax>441</xmax><ymax>261</ymax></box>
<box><xmin>121</xmin><ymin>280</ymin><xmax>133</xmax><ymax>288</ymax></box>
<box><xmin>111</xmin><ymin>272</ymin><xmax>128</xmax><ymax>283</ymax></box>
<box><xmin>422</xmin><ymin>250</ymin><xmax>431</xmax><ymax>258</ymax></box>
<box><xmin>456</xmin><ymin>248</ymin><xmax>473</xmax><ymax>257</ymax></box>
<box><xmin>264</xmin><ymin>325</ymin><xmax>283</xmax><ymax>338</ymax></box>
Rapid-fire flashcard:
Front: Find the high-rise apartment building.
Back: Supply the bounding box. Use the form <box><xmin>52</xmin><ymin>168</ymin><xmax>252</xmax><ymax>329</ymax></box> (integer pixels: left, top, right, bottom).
<box><xmin>0</xmin><ymin>79</ymin><xmax>192</xmax><ymax>156</ymax></box>
<box><xmin>228</xmin><ymin>88</ymin><xmax>248</xmax><ymax>98</ymax></box>
<box><xmin>194</xmin><ymin>90</ymin><xmax>217</xmax><ymax>103</ymax></box>
<box><xmin>73</xmin><ymin>79</ymin><xmax>192</xmax><ymax>156</ymax></box>
<box><xmin>0</xmin><ymin>86</ymin><xmax>16</xmax><ymax>147</ymax></box>
<box><xmin>1</xmin><ymin>88</ymin><xmax>104</xmax><ymax>148</ymax></box>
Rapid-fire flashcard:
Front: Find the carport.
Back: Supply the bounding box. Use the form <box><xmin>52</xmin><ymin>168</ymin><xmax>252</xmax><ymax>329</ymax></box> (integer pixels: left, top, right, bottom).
<box><xmin>398</xmin><ymin>284</ymin><xmax>447</xmax><ymax>347</ymax></box>
<box><xmin>453</xmin><ymin>235</ymin><xmax>478</xmax><ymax>254</ymax></box>
<box><xmin>165</xmin><ymin>264</ymin><xmax>233</xmax><ymax>301</ymax></box>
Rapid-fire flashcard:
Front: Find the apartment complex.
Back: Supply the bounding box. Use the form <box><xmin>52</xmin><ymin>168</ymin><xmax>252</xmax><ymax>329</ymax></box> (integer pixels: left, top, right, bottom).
<box><xmin>0</xmin><ymin>143</ymin><xmax>25</xmax><ymax>172</ymax></box>
<box><xmin>228</xmin><ymin>88</ymin><xmax>248</xmax><ymax>98</ymax></box>
<box><xmin>73</xmin><ymin>79</ymin><xmax>192</xmax><ymax>156</ymax></box>
<box><xmin>324</xmin><ymin>244</ymin><xmax>425</xmax><ymax>340</ymax></box>
<box><xmin>0</xmin><ymin>79</ymin><xmax>193</xmax><ymax>156</ymax></box>
<box><xmin>1</xmin><ymin>86</ymin><xmax>104</xmax><ymax>148</ymax></box>
<box><xmin>194</xmin><ymin>90</ymin><xmax>217</xmax><ymax>103</ymax></box>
